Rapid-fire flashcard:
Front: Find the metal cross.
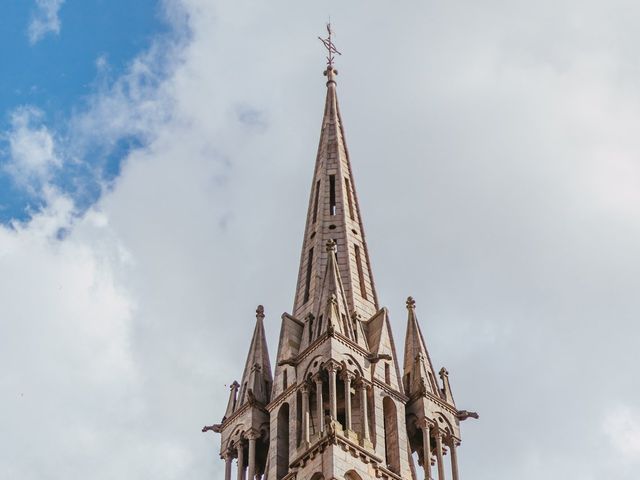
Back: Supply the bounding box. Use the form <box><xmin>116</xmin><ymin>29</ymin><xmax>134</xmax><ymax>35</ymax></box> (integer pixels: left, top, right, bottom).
<box><xmin>318</xmin><ymin>23</ymin><xmax>341</xmax><ymax>67</ymax></box>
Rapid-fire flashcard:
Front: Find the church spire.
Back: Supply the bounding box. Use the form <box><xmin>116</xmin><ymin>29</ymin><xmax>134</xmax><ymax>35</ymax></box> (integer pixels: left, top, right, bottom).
<box><xmin>206</xmin><ymin>29</ymin><xmax>476</xmax><ymax>480</ymax></box>
<box><xmin>292</xmin><ymin>38</ymin><xmax>378</xmax><ymax>322</ymax></box>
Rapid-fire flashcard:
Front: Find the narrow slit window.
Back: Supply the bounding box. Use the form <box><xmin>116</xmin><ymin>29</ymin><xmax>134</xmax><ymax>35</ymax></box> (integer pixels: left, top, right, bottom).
<box><xmin>345</xmin><ymin>178</ymin><xmax>355</xmax><ymax>220</ymax></box>
<box><xmin>283</xmin><ymin>370</ymin><xmax>288</xmax><ymax>390</ymax></box>
<box><xmin>354</xmin><ymin>244</ymin><xmax>368</xmax><ymax>300</ymax></box>
<box><xmin>385</xmin><ymin>363</ymin><xmax>391</xmax><ymax>385</ymax></box>
<box><xmin>312</xmin><ymin>180</ymin><xmax>320</xmax><ymax>223</ymax></box>
<box><xmin>352</xmin><ymin>317</ymin><xmax>359</xmax><ymax>342</ymax></box>
<box><xmin>329</xmin><ymin>174</ymin><xmax>336</xmax><ymax>215</ymax></box>
<box><xmin>303</xmin><ymin>247</ymin><xmax>314</xmax><ymax>304</ymax></box>
<box><xmin>308</xmin><ymin>317</ymin><xmax>314</xmax><ymax>343</ymax></box>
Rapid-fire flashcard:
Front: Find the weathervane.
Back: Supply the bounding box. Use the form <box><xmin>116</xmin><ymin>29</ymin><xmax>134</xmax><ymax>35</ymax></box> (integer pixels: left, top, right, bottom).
<box><xmin>318</xmin><ymin>23</ymin><xmax>341</xmax><ymax>67</ymax></box>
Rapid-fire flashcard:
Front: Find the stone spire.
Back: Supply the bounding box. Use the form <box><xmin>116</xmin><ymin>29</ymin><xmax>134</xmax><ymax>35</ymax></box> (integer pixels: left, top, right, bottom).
<box><xmin>292</xmin><ymin>64</ymin><xmax>379</xmax><ymax>322</ymax></box>
<box><xmin>235</xmin><ymin>305</ymin><xmax>273</xmax><ymax>408</ymax></box>
<box><xmin>402</xmin><ymin>297</ymin><xmax>442</xmax><ymax>398</ymax></box>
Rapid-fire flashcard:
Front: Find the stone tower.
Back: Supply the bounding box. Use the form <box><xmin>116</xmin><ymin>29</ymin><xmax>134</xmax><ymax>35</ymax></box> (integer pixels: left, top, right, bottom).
<box><xmin>204</xmin><ymin>46</ymin><xmax>477</xmax><ymax>480</ymax></box>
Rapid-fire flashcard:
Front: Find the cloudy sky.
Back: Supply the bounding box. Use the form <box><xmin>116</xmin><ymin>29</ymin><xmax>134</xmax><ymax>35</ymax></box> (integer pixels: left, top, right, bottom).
<box><xmin>1</xmin><ymin>1</ymin><xmax>639</xmax><ymax>479</ymax></box>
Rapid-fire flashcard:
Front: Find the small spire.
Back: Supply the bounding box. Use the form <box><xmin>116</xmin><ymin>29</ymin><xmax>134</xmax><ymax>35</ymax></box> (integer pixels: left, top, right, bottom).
<box><xmin>236</xmin><ymin>307</ymin><xmax>273</xmax><ymax>408</ymax></box>
<box><xmin>402</xmin><ymin>296</ymin><xmax>444</xmax><ymax>400</ymax></box>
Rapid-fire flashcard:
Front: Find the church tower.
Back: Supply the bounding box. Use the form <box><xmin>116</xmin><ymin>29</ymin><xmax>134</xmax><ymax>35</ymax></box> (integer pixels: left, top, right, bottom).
<box><xmin>204</xmin><ymin>27</ymin><xmax>477</xmax><ymax>480</ymax></box>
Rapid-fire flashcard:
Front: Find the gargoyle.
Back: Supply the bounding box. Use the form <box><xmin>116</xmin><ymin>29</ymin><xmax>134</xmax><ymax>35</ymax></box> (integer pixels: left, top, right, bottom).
<box><xmin>456</xmin><ymin>410</ymin><xmax>479</xmax><ymax>421</ymax></box>
<box><xmin>367</xmin><ymin>353</ymin><xmax>392</xmax><ymax>363</ymax></box>
<box><xmin>277</xmin><ymin>357</ymin><xmax>297</xmax><ymax>367</ymax></box>
<box><xmin>202</xmin><ymin>424</ymin><xmax>222</xmax><ymax>433</ymax></box>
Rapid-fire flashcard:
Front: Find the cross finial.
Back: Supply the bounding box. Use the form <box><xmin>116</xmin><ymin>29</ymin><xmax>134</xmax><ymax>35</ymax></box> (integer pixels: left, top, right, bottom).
<box><xmin>319</xmin><ymin>22</ymin><xmax>341</xmax><ymax>83</ymax></box>
<box><xmin>406</xmin><ymin>296</ymin><xmax>416</xmax><ymax>309</ymax></box>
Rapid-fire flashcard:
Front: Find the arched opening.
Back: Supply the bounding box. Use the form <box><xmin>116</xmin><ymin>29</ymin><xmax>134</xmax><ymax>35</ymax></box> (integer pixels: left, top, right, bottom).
<box><xmin>296</xmin><ymin>390</ymin><xmax>302</xmax><ymax>446</ymax></box>
<box><xmin>336</xmin><ymin>375</ymin><xmax>346</xmax><ymax>429</ymax></box>
<box><xmin>345</xmin><ymin>470</ymin><xmax>363</xmax><ymax>480</ymax></box>
<box><xmin>310</xmin><ymin>474</ymin><xmax>325</xmax><ymax>480</ymax></box>
<box><xmin>276</xmin><ymin>403</ymin><xmax>290</xmax><ymax>479</ymax></box>
<box><xmin>383</xmin><ymin>397</ymin><xmax>400</xmax><ymax>474</ymax></box>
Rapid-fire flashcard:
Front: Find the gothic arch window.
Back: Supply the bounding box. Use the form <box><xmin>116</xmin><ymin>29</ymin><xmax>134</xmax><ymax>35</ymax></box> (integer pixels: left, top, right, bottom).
<box><xmin>310</xmin><ymin>474</ymin><xmax>325</xmax><ymax>480</ymax></box>
<box><xmin>383</xmin><ymin>396</ymin><xmax>401</xmax><ymax>474</ymax></box>
<box><xmin>276</xmin><ymin>403</ymin><xmax>290</xmax><ymax>480</ymax></box>
<box><xmin>345</xmin><ymin>471</ymin><xmax>363</xmax><ymax>480</ymax></box>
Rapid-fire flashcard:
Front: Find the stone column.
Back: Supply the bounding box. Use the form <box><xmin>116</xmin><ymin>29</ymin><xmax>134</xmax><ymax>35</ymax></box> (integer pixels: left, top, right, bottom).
<box><xmin>301</xmin><ymin>383</ymin><xmax>310</xmax><ymax>445</ymax></box>
<box><xmin>449</xmin><ymin>437</ymin><xmax>459</xmax><ymax>480</ymax></box>
<box><xmin>435</xmin><ymin>431</ymin><xmax>445</xmax><ymax>480</ymax></box>
<box><xmin>247</xmin><ymin>432</ymin><xmax>258</xmax><ymax>480</ymax></box>
<box><xmin>236</xmin><ymin>441</ymin><xmax>245</xmax><ymax>480</ymax></box>
<box><xmin>223</xmin><ymin>449</ymin><xmax>233</xmax><ymax>480</ymax></box>
<box><xmin>314</xmin><ymin>373</ymin><xmax>325</xmax><ymax>433</ymax></box>
<box><xmin>357</xmin><ymin>379</ymin><xmax>370</xmax><ymax>443</ymax></box>
<box><xmin>343</xmin><ymin>371</ymin><xmax>354</xmax><ymax>431</ymax></box>
<box><xmin>421</xmin><ymin>420</ymin><xmax>432</xmax><ymax>480</ymax></box>
<box><xmin>326</xmin><ymin>363</ymin><xmax>340</xmax><ymax>420</ymax></box>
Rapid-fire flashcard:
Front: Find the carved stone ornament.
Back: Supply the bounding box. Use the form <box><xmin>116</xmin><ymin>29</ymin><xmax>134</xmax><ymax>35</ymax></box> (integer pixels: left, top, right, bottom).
<box><xmin>406</xmin><ymin>296</ymin><xmax>416</xmax><ymax>309</ymax></box>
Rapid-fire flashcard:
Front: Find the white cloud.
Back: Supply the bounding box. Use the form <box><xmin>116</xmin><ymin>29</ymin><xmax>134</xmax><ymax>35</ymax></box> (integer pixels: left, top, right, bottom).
<box><xmin>3</xmin><ymin>106</ymin><xmax>61</xmax><ymax>191</ymax></box>
<box><xmin>604</xmin><ymin>406</ymin><xmax>640</xmax><ymax>461</ymax></box>
<box><xmin>28</xmin><ymin>0</ymin><xmax>65</xmax><ymax>45</ymax></box>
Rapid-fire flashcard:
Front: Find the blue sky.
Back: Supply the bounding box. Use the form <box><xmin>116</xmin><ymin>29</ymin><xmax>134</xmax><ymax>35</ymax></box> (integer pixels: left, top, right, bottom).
<box><xmin>0</xmin><ymin>0</ymin><xmax>167</xmax><ymax>224</ymax></box>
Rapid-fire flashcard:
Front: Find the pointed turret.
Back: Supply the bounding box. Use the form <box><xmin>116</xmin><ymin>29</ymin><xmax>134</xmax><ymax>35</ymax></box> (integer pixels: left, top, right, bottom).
<box><xmin>209</xmin><ymin>306</ymin><xmax>273</xmax><ymax>480</ymax></box>
<box><xmin>292</xmin><ymin>64</ymin><xmax>378</xmax><ymax>323</ymax></box>
<box><xmin>236</xmin><ymin>305</ymin><xmax>273</xmax><ymax>408</ymax></box>
<box><xmin>403</xmin><ymin>297</ymin><xmax>441</xmax><ymax>398</ymax></box>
